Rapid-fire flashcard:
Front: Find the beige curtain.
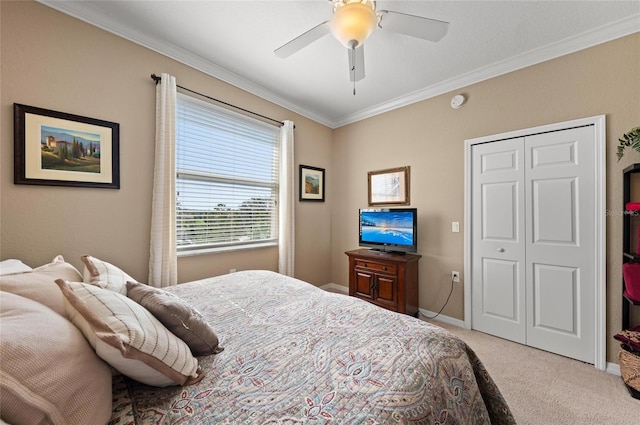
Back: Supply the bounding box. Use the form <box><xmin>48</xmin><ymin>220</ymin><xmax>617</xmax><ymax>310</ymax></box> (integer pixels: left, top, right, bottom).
<box><xmin>148</xmin><ymin>73</ymin><xmax>177</xmax><ymax>287</ymax></box>
<box><xmin>278</xmin><ymin>121</ymin><xmax>295</xmax><ymax>277</ymax></box>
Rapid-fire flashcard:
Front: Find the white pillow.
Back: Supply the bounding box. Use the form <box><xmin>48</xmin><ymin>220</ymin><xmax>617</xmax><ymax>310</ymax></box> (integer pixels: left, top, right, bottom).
<box><xmin>81</xmin><ymin>254</ymin><xmax>136</xmax><ymax>294</ymax></box>
<box><xmin>56</xmin><ymin>279</ymin><xmax>204</xmax><ymax>387</ymax></box>
<box><xmin>0</xmin><ymin>292</ymin><xmax>112</xmax><ymax>425</ymax></box>
<box><xmin>0</xmin><ymin>259</ymin><xmax>32</xmax><ymax>275</ymax></box>
<box><xmin>0</xmin><ymin>255</ymin><xmax>82</xmax><ymax>317</ymax></box>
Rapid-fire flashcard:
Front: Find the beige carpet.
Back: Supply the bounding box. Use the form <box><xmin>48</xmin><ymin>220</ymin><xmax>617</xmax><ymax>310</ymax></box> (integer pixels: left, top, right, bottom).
<box><xmin>428</xmin><ymin>319</ymin><xmax>640</xmax><ymax>425</ymax></box>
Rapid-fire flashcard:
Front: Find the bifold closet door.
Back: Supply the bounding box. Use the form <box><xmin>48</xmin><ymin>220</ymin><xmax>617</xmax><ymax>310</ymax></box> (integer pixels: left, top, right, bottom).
<box><xmin>524</xmin><ymin>127</ymin><xmax>595</xmax><ymax>364</ymax></box>
<box><xmin>471</xmin><ymin>126</ymin><xmax>596</xmax><ymax>364</ymax></box>
<box><xmin>471</xmin><ymin>138</ymin><xmax>527</xmax><ymax>344</ymax></box>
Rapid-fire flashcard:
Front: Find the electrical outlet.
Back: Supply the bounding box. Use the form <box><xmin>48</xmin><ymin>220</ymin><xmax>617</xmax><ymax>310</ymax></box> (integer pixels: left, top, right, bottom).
<box><xmin>451</xmin><ymin>271</ymin><xmax>460</xmax><ymax>283</ymax></box>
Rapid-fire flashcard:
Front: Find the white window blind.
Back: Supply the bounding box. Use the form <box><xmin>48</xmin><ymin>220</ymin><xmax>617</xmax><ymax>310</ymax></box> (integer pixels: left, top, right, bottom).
<box><xmin>176</xmin><ymin>92</ymin><xmax>280</xmax><ymax>253</ymax></box>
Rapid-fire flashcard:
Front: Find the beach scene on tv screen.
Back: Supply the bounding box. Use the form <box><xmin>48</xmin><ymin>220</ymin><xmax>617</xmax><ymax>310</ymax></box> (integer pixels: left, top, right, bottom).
<box><xmin>361</xmin><ymin>211</ymin><xmax>414</xmax><ymax>245</ymax></box>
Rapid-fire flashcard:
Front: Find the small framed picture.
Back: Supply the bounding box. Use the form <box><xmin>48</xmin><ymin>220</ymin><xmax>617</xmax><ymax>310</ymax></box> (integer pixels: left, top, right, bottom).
<box><xmin>299</xmin><ymin>164</ymin><xmax>325</xmax><ymax>202</ymax></box>
<box><xmin>14</xmin><ymin>103</ymin><xmax>120</xmax><ymax>189</ymax></box>
<box><xmin>368</xmin><ymin>166</ymin><xmax>410</xmax><ymax>206</ymax></box>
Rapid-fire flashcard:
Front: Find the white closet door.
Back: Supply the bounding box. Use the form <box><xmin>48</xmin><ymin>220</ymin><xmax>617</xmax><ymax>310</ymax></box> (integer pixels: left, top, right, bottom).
<box><xmin>470</xmin><ymin>125</ymin><xmax>597</xmax><ymax>364</ymax></box>
<box><xmin>524</xmin><ymin>126</ymin><xmax>595</xmax><ymax>363</ymax></box>
<box><xmin>471</xmin><ymin>138</ymin><xmax>526</xmax><ymax>343</ymax></box>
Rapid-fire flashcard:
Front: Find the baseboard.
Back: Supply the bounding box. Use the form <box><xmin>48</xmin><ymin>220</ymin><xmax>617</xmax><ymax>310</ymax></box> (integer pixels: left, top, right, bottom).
<box><xmin>418</xmin><ymin>308</ymin><xmax>466</xmax><ymax>328</ymax></box>
<box><xmin>606</xmin><ymin>362</ymin><xmax>621</xmax><ymax>376</ymax></box>
<box><xmin>320</xmin><ymin>283</ymin><xmax>348</xmax><ymax>294</ymax></box>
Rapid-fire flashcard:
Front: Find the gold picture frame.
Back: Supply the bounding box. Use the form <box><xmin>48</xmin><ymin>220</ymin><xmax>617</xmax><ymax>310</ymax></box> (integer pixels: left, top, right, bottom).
<box><xmin>368</xmin><ymin>166</ymin><xmax>410</xmax><ymax>206</ymax></box>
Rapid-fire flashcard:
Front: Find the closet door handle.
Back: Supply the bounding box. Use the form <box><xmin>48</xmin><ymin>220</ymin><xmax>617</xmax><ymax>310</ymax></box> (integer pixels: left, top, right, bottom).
<box><xmin>497</xmin><ymin>248</ymin><xmax>505</xmax><ymax>252</ymax></box>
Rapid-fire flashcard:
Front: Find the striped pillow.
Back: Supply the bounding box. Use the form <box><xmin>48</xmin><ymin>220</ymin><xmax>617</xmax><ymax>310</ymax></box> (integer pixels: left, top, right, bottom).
<box><xmin>56</xmin><ymin>279</ymin><xmax>205</xmax><ymax>387</ymax></box>
<box><xmin>81</xmin><ymin>254</ymin><xmax>135</xmax><ymax>294</ymax></box>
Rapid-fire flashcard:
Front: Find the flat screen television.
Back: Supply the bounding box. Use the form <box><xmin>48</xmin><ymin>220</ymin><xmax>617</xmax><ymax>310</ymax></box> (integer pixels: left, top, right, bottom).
<box><xmin>359</xmin><ymin>208</ymin><xmax>417</xmax><ymax>253</ymax></box>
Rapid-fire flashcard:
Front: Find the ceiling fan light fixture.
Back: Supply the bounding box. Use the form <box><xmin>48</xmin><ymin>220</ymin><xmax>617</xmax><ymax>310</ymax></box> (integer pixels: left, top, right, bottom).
<box><xmin>329</xmin><ymin>0</ymin><xmax>377</xmax><ymax>48</ymax></box>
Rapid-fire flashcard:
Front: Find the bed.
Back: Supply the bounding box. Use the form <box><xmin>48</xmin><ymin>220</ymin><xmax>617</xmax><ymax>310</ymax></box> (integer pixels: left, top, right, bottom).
<box><xmin>0</xmin><ymin>257</ymin><xmax>515</xmax><ymax>425</ymax></box>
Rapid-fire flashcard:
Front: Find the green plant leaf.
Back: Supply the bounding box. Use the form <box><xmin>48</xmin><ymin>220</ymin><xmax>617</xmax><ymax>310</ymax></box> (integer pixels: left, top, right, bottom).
<box><xmin>617</xmin><ymin>127</ymin><xmax>640</xmax><ymax>161</ymax></box>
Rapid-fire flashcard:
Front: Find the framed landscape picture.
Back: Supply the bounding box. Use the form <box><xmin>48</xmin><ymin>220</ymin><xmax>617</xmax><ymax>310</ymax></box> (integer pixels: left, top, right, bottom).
<box><xmin>299</xmin><ymin>164</ymin><xmax>325</xmax><ymax>202</ymax></box>
<box><xmin>14</xmin><ymin>103</ymin><xmax>120</xmax><ymax>189</ymax></box>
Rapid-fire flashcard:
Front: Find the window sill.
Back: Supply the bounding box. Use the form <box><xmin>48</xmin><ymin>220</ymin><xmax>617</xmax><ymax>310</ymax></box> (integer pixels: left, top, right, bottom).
<box><xmin>177</xmin><ymin>241</ymin><xmax>277</xmax><ymax>257</ymax></box>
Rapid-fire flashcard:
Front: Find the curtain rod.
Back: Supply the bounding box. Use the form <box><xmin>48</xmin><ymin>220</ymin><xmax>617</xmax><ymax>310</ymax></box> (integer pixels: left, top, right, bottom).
<box><xmin>151</xmin><ymin>74</ymin><xmax>286</xmax><ymax>127</ymax></box>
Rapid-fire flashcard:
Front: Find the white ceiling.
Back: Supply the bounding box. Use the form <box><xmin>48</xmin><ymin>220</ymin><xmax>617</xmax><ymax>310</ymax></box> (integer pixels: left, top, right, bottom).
<box><xmin>40</xmin><ymin>1</ymin><xmax>640</xmax><ymax>128</ymax></box>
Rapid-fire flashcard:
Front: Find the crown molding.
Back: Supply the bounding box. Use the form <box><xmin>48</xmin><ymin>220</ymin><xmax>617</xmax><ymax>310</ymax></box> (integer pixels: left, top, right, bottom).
<box><xmin>332</xmin><ymin>13</ymin><xmax>640</xmax><ymax>128</ymax></box>
<box><xmin>37</xmin><ymin>0</ymin><xmax>334</xmax><ymax>128</ymax></box>
<box><xmin>37</xmin><ymin>1</ymin><xmax>639</xmax><ymax>129</ymax></box>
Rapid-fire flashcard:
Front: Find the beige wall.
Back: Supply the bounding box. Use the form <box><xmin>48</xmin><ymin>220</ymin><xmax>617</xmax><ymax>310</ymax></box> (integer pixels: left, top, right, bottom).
<box><xmin>331</xmin><ymin>33</ymin><xmax>640</xmax><ymax>363</ymax></box>
<box><xmin>0</xmin><ymin>1</ymin><xmax>333</xmax><ymax>285</ymax></box>
<box><xmin>2</xmin><ymin>1</ymin><xmax>639</xmax><ymax>364</ymax></box>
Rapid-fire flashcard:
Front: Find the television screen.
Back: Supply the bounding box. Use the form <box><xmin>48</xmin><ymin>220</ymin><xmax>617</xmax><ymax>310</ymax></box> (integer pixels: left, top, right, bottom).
<box><xmin>359</xmin><ymin>208</ymin><xmax>417</xmax><ymax>253</ymax></box>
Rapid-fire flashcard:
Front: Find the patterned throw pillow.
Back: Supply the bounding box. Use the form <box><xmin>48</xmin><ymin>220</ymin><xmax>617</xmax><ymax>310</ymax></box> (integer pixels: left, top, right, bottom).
<box><xmin>81</xmin><ymin>254</ymin><xmax>136</xmax><ymax>294</ymax></box>
<box><xmin>56</xmin><ymin>279</ymin><xmax>205</xmax><ymax>387</ymax></box>
<box><xmin>126</xmin><ymin>281</ymin><xmax>224</xmax><ymax>356</ymax></box>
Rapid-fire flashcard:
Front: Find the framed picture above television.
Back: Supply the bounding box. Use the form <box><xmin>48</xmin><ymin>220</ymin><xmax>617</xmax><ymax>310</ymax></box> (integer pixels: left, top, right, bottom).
<box><xmin>368</xmin><ymin>166</ymin><xmax>410</xmax><ymax>206</ymax></box>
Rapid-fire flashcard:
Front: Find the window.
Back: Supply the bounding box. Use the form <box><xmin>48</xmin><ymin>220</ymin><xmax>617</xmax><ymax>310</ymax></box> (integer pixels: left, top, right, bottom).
<box><xmin>176</xmin><ymin>93</ymin><xmax>280</xmax><ymax>254</ymax></box>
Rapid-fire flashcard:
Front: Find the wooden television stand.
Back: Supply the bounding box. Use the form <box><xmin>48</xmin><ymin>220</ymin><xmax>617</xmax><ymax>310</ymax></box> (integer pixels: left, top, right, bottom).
<box><xmin>345</xmin><ymin>249</ymin><xmax>421</xmax><ymax>317</ymax></box>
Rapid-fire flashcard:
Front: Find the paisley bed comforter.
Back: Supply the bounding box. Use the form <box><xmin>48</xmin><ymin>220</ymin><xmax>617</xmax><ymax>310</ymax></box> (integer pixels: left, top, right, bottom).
<box><xmin>110</xmin><ymin>270</ymin><xmax>515</xmax><ymax>424</ymax></box>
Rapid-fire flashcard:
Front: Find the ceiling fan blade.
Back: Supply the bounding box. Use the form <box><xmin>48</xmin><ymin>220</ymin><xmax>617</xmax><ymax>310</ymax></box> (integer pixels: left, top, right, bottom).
<box><xmin>378</xmin><ymin>10</ymin><xmax>449</xmax><ymax>42</ymax></box>
<box><xmin>348</xmin><ymin>45</ymin><xmax>365</xmax><ymax>82</ymax></box>
<box><xmin>274</xmin><ymin>21</ymin><xmax>330</xmax><ymax>58</ymax></box>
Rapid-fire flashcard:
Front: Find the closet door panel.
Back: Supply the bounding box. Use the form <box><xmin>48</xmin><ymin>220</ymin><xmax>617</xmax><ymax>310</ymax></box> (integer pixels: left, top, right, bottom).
<box><xmin>471</xmin><ymin>138</ymin><xmax>526</xmax><ymax>344</ymax></box>
<box><xmin>525</xmin><ymin>126</ymin><xmax>595</xmax><ymax>364</ymax></box>
<box><xmin>532</xmin><ymin>263</ymin><xmax>578</xmax><ymax>334</ymax></box>
<box><xmin>531</xmin><ymin>178</ymin><xmax>577</xmax><ymax>244</ymax></box>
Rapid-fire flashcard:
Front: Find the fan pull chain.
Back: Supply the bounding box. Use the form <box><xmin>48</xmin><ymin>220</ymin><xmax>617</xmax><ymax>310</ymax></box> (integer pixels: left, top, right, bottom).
<box><xmin>350</xmin><ymin>45</ymin><xmax>356</xmax><ymax>95</ymax></box>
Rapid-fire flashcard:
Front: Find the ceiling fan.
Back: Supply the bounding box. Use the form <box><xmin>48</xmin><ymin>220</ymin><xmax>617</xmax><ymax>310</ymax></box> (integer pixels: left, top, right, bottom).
<box><xmin>274</xmin><ymin>0</ymin><xmax>449</xmax><ymax>93</ymax></box>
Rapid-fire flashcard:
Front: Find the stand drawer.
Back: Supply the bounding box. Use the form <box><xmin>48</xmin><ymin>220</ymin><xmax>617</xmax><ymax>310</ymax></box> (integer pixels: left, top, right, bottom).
<box><xmin>354</xmin><ymin>260</ymin><xmax>397</xmax><ymax>274</ymax></box>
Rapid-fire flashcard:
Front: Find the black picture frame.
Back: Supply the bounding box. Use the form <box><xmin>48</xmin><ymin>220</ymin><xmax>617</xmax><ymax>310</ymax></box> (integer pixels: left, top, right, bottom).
<box><xmin>14</xmin><ymin>103</ymin><xmax>120</xmax><ymax>189</ymax></box>
<box><xmin>299</xmin><ymin>164</ymin><xmax>325</xmax><ymax>202</ymax></box>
